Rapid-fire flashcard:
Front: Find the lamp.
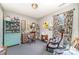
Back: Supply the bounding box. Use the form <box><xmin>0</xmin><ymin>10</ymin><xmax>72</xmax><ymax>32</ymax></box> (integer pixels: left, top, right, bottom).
<box><xmin>32</xmin><ymin>3</ymin><xmax>38</xmax><ymax>9</ymax></box>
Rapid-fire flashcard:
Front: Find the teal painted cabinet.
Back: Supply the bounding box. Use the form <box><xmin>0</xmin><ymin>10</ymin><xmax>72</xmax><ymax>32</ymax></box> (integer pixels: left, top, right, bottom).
<box><xmin>4</xmin><ymin>33</ymin><xmax>21</xmax><ymax>46</ymax></box>
<box><xmin>4</xmin><ymin>17</ymin><xmax>21</xmax><ymax>46</ymax></box>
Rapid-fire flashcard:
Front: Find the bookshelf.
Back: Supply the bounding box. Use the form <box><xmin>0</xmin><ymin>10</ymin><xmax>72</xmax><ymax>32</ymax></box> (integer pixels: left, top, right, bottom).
<box><xmin>4</xmin><ymin>19</ymin><xmax>20</xmax><ymax>33</ymax></box>
<box><xmin>4</xmin><ymin>17</ymin><xmax>21</xmax><ymax>46</ymax></box>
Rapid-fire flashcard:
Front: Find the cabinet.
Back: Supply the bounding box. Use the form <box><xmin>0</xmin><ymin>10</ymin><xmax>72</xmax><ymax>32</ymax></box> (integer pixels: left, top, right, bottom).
<box><xmin>21</xmin><ymin>33</ymin><xmax>28</xmax><ymax>44</ymax></box>
<box><xmin>4</xmin><ymin>17</ymin><xmax>21</xmax><ymax>46</ymax></box>
<box><xmin>41</xmin><ymin>35</ymin><xmax>48</xmax><ymax>42</ymax></box>
<box><xmin>4</xmin><ymin>33</ymin><xmax>21</xmax><ymax>46</ymax></box>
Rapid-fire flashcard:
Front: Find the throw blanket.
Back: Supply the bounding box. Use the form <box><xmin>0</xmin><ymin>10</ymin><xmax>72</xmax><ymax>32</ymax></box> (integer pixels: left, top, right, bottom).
<box><xmin>63</xmin><ymin>46</ymin><xmax>79</xmax><ymax>55</ymax></box>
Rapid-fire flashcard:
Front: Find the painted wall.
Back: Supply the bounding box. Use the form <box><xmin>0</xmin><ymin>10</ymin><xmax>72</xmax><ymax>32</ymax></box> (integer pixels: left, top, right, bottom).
<box><xmin>3</xmin><ymin>11</ymin><xmax>37</xmax><ymax>46</ymax></box>
<box><xmin>0</xmin><ymin>5</ymin><xmax>3</xmax><ymax>46</ymax></box>
<box><xmin>39</xmin><ymin>3</ymin><xmax>79</xmax><ymax>40</ymax></box>
<box><xmin>38</xmin><ymin>15</ymin><xmax>53</xmax><ymax>39</ymax></box>
<box><xmin>78</xmin><ymin>4</ymin><xmax>79</xmax><ymax>37</ymax></box>
<box><xmin>4</xmin><ymin>11</ymin><xmax>38</xmax><ymax>32</ymax></box>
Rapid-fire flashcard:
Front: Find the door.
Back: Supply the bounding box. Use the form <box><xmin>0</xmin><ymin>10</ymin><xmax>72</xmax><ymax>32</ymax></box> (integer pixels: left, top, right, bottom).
<box><xmin>0</xmin><ymin>6</ymin><xmax>3</xmax><ymax>46</ymax></box>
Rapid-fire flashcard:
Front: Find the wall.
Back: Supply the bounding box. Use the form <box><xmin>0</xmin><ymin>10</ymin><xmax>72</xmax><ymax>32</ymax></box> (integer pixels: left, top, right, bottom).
<box><xmin>78</xmin><ymin>4</ymin><xmax>79</xmax><ymax>37</ymax></box>
<box><xmin>3</xmin><ymin>11</ymin><xmax>38</xmax><ymax>46</ymax></box>
<box><xmin>4</xmin><ymin>11</ymin><xmax>38</xmax><ymax>32</ymax></box>
<box><xmin>0</xmin><ymin>5</ymin><xmax>3</xmax><ymax>46</ymax></box>
<box><xmin>39</xmin><ymin>3</ymin><xmax>79</xmax><ymax>40</ymax></box>
<box><xmin>38</xmin><ymin>15</ymin><xmax>53</xmax><ymax>39</ymax></box>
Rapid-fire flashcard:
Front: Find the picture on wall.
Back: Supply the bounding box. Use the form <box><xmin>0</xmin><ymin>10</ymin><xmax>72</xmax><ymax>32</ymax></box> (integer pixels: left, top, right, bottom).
<box><xmin>21</xmin><ymin>20</ymin><xmax>26</xmax><ymax>32</ymax></box>
<box><xmin>43</xmin><ymin>21</ymin><xmax>49</xmax><ymax>29</ymax></box>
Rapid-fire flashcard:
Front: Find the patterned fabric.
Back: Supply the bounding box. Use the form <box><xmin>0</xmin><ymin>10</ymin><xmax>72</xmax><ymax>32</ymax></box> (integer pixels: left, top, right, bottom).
<box><xmin>53</xmin><ymin>15</ymin><xmax>60</xmax><ymax>38</ymax></box>
<box><xmin>53</xmin><ymin>10</ymin><xmax>73</xmax><ymax>47</ymax></box>
<box><xmin>64</xmin><ymin>10</ymin><xmax>73</xmax><ymax>41</ymax></box>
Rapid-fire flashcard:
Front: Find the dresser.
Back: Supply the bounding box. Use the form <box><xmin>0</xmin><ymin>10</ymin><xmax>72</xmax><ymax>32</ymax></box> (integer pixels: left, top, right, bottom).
<box><xmin>41</xmin><ymin>35</ymin><xmax>48</xmax><ymax>42</ymax></box>
<box><xmin>21</xmin><ymin>33</ymin><xmax>29</xmax><ymax>44</ymax></box>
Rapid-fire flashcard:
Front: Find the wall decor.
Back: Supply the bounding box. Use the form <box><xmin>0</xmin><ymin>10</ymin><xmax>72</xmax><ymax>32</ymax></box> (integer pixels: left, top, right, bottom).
<box><xmin>21</xmin><ymin>20</ymin><xmax>26</xmax><ymax>32</ymax></box>
<box><xmin>27</xmin><ymin>20</ymin><xmax>31</xmax><ymax>32</ymax></box>
<box><xmin>43</xmin><ymin>21</ymin><xmax>49</xmax><ymax>29</ymax></box>
<box><xmin>30</xmin><ymin>22</ymin><xmax>36</xmax><ymax>32</ymax></box>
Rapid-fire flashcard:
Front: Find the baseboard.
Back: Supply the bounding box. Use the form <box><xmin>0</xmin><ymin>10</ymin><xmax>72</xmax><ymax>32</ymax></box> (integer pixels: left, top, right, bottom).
<box><xmin>7</xmin><ymin>44</ymin><xmax>20</xmax><ymax>48</ymax></box>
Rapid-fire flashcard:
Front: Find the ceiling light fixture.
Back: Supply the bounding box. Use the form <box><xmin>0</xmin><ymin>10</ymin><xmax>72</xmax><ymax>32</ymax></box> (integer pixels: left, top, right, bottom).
<box><xmin>58</xmin><ymin>3</ymin><xmax>66</xmax><ymax>7</ymax></box>
<box><xmin>32</xmin><ymin>3</ymin><xmax>38</xmax><ymax>9</ymax></box>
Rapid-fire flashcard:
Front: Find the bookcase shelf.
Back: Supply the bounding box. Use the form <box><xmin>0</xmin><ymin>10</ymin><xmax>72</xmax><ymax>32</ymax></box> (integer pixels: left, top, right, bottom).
<box><xmin>4</xmin><ymin>20</ymin><xmax>20</xmax><ymax>33</ymax></box>
<box><xmin>4</xmin><ymin>17</ymin><xmax>21</xmax><ymax>46</ymax></box>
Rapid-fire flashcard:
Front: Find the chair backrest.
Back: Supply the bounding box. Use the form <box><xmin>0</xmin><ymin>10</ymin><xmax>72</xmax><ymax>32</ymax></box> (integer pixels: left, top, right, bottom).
<box><xmin>57</xmin><ymin>36</ymin><xmax>63</xmax><ymax>48</ymax></box>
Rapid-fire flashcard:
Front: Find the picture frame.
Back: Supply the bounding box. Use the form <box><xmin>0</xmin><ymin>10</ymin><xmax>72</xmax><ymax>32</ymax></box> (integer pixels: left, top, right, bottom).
<box><xmin>21</xmin><ymin>20</ymin><xmax>26</xmax><ymax>32</ymax></box>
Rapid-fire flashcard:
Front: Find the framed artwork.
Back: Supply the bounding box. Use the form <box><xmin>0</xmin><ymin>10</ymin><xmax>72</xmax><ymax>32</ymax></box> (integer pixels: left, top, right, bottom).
<box><xmin>43</xmin><ymin>21</ymin><xmax>49</xmax><ymax>29</ymax></box>
<box><xmin>21</xmin><ymin>20</ymin><xmax>26</xmax><ymax>32</ymax></box>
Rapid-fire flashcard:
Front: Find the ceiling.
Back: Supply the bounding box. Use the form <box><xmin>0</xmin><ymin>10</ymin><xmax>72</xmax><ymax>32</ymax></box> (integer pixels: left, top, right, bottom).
<box><xmin>1</xmin><ymin>3</ymin><xmax>70</xmax><ymax>19</ymax></box>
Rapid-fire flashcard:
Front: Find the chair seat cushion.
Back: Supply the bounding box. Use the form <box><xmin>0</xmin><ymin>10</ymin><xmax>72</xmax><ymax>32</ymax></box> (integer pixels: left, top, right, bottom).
<box><xmin>48</xmin><ymin>43</ymin><xmax>58</xmax><ymax>48</ymax></box>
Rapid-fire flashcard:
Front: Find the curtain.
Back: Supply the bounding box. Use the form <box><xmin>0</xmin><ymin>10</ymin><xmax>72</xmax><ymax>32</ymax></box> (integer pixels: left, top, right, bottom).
<box><xmin>53</xmin><ymin>15</ymin><xmax>59</xmax><ymax>37</ymax></box>
<box><xmin>53</xmin><ymin>10</ymin><xmax>73</xmax><ymax>47</ymax></box>
<box><xmin>64</xmin><ymin>10</ymin><xmax>73</xmax><ymax>41</ymax></box>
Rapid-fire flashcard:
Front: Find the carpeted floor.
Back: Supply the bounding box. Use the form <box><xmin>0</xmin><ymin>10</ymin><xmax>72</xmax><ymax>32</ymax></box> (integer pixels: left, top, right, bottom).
<box><xmin>7</xmin><ymin>40</ymin><xmax>53</xmax><ymax>55</ymax></box>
